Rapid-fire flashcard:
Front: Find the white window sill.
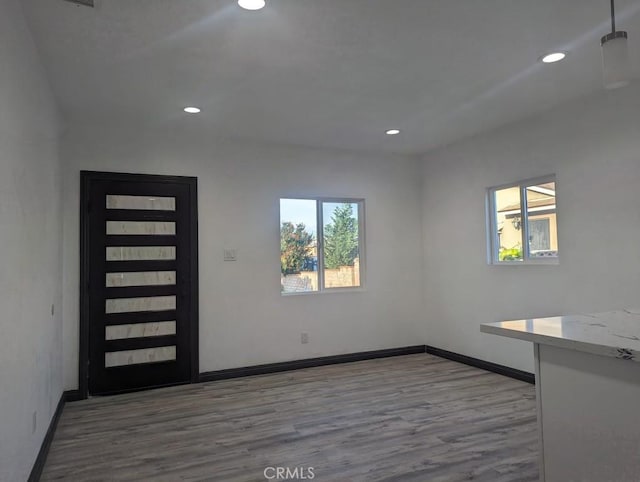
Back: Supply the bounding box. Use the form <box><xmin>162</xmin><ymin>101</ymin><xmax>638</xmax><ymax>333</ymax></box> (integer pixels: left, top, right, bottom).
<box><xmin>491</xmin><ymin>258</ymin><xmax>559</xmax><ymax>266</ymax></box>
<box><xmin>281</xmin><ymin>287</ymin><xmax>366</xmax><ymax>296</ymax></box>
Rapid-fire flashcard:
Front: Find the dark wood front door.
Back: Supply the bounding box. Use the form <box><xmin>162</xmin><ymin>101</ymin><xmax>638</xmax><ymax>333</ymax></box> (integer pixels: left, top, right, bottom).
<box><xmin>81</xmin><ymin>171</ymin><xmax>198</xmax><ymax>396</ymax></box>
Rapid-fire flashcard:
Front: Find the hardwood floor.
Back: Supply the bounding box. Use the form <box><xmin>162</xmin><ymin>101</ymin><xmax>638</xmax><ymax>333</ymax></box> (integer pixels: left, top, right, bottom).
<box><xmin>41</xmin><ymin>354</ymin><xmax>538</xmax><ymax>481</ymax></box>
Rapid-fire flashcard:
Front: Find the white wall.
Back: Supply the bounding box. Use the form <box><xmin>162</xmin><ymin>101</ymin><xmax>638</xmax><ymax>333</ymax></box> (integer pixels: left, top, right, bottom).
<box><xmin>422</xmin><ymin>84</ymin><xmax>640</xmax><ymax>373</ymax></box>
<box><xmin>0</xmin><ymin>0</ymin><xmax>62</xmax><ymax>479</ymax></box>
<box><xmin>61</xmin><ymin>125</ymin><xmax>425</xmax><ymax>390</ymax></box>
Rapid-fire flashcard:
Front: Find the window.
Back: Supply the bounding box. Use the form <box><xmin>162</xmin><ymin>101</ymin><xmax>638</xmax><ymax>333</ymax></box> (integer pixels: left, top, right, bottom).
<box><xmin>280</xmin><ymin>198</ymin><xmax>364</xmax><ymax>294</ymax></box>
<box><xmin>488</xmin><ymin>176</ymin><xmax>558</xmax><ymax>264</ymax></box>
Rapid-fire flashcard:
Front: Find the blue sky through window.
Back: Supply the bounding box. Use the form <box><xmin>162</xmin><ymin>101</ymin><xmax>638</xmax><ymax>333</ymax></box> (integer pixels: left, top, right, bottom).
<box><xmin>280</xmin><ymin>199</ymin><xmax>317</xmax><ymax>235</ymax></box>
<box><xmin>280</xmin><ymin>199</ymin><xmax>359</xmax><ymax>237</ymax></box>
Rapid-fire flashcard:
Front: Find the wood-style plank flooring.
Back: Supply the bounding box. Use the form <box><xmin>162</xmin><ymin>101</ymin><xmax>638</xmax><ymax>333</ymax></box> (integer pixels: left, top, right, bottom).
<box><xmin>42</xmin><ymin>354</ymin><xmax>538</xmax><ymax>481</ymax></box>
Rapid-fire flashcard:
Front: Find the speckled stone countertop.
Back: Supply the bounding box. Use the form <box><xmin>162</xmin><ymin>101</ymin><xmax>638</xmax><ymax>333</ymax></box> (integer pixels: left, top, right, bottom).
<box><xmin>481</xmin><ymin>309</ymin><xmax>640</xmax><ymax>362</ymax></box>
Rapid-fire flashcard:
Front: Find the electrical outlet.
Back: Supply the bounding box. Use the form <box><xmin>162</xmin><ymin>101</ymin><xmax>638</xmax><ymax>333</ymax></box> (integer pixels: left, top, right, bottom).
<box><xmin>301</xmin><ymin>332</ymin><xmax>309</xmax><ymax>344</ymax></box>
<box><xmin>32</xmin><ymin>411</ymin><xmax>37</xmax><ymax>434</ymax></box>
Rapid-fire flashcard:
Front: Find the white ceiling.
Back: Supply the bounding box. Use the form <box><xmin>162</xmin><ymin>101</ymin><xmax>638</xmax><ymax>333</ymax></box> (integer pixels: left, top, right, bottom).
<box><xmin>22</xmin><ymin>0</ymin><xmax>640</xmax><ymax>154</ymax></box>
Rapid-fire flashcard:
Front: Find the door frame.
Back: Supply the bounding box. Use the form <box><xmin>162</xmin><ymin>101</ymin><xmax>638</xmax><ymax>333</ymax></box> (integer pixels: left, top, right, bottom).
<box><xmin>79</xmin><ymin>171</ymin><xmax>199</xmax><ymax>399</ymax></box>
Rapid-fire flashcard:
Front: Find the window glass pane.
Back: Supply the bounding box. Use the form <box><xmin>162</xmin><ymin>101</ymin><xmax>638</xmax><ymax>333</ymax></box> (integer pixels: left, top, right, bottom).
<box><xmin>494</xmin><ymin>187</ymin><xmax>523</xmax><ymax>262</ymax></box>
<box><xmin>280</xmin><ymin>199</ymin><xmax>318</xmax><ymax>293</ymax></box>
<box><xmin>106</xmin><ymin>221</ymin><xmax>176</xmax><ymax>236</ymax></box>
<box><xmin>106</xmin><ymin>195</ymin><xmax>175</xmax><ymax>211</ymax></box>
<box><xmin>106</xmin><ymin>271</ymin><xmax>176</xmax><ymax>287</ymax></box>
<box><xmin>106</xmin><ymin>321</ymin><xmax>176</xmax><ymax>340</ymax></box>
<box><xmin>106</xmin><ymin>246</ymin><xmax>176</xmax><ymax>261</ymax></box>
<box><xmin>322</xmin><ymin>202</ymin><xmax>361</xmax><ymax>288</ymax></box>
<box><xmin>526</xmin><ymin>181</ymin><xmax>558</xmax><ymax>258</ymax></box>
<box><xmin>105</xmin><ymin>346</ymin><xmax>176</xmax><ymax>368</ymax></box>
<box><xmin>105</xmin><ymin>295</ymin><xmax>176</xmax><ymax>314</ymax></box>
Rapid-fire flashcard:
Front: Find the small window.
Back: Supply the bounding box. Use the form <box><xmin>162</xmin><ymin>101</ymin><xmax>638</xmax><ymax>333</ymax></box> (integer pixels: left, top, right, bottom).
<box><xmin>280</xmin><ymin>198</ymin><xmax>364</xmax><ymax>294</ymax></box>
<box><xmin>488</xmin><ymin>176</ymin><xmax>558</xmax><ymax>264</ymax></box>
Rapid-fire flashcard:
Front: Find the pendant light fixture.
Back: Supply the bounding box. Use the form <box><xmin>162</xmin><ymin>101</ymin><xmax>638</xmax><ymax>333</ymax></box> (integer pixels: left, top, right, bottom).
<box><xmin>601</xmin><ymin>0</ymin><xmax>631</xmax><ymax>89</ymax></box>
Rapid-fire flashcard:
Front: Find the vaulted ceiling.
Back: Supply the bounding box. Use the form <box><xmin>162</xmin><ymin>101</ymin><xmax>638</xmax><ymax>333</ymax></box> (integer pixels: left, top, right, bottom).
<box><xmin>23</xmin><ymin>0</ymin><xmax>640</xmax><ymax>154</ymax></box>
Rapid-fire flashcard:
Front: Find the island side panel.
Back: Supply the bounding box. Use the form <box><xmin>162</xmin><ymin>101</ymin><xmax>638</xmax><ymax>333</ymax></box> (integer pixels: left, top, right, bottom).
<box><xmin>538</xmin><ymin>344</ymin><xmax>640</xmax><ymax>482</ymax></box>
<box><xmin>533</xmin><ymin>343</ymin><xmax>545</xmax><ymax>482</ymax></box>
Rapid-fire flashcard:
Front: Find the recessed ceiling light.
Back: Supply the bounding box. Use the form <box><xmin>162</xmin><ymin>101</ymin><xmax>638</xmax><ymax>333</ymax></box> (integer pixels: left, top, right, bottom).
<box><xmin>238</xmin><ymin>0</ymin><xmax>265</xmax><ymax>10</ymax></box>
<box><xmin>541</xmin><ymin>52</ymin><xmax>566</xmax><ymax>63</ymax></box>
<box><xmin>385</xmin><ymin>129</ymin><xmax>400</xmax><ymax>135</ymax></box>
<box><xmin>183</xmin><ymin>107</ymin><xmax>201</xmax><ymax>114</ymax></box>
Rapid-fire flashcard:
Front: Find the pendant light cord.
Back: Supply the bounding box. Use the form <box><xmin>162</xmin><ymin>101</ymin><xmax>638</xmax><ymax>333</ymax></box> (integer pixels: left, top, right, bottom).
<box><xmin>611</xmin><ymin>0</ymin><xmax>616</xmax><ymax>33</ymax></box>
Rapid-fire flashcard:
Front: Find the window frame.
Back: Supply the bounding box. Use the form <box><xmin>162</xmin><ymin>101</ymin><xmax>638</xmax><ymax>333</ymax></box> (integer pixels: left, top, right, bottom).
<box><xmin>280</xmin><ymin>197</ymin><xmax>366</xmax><ymax>295</ymax></box>
<box><xmin>487</xmin><ymin>175</ymin><xmax>559</xmax><ymax>266</ymax></box>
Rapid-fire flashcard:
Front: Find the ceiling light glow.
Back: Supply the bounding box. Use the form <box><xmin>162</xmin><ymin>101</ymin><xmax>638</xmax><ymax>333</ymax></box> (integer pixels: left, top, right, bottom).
<box><xmin>541</xmin><ymin>52</ymin><xmax>566</xmax><ymax>63</ymax></box>
<box><xmin>238</xmin><ymin>0</ymin><xmax>265</xmax><ymax>10</ymax></box>
<box><xmin>184</xmin><ymin>107</ymin><xmax>201</xmax><ymax>114</ymax></box>
<box><xmin>385</xmin><ymin>129</ymin><xmax>400</xmax><ymax>135</ymax></box>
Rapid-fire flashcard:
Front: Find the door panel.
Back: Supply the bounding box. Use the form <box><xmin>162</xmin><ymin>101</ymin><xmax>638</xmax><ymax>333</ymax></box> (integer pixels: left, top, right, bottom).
<box><xmin>82</xmin><ymin>172</ymin><xmax>198</xmax><ymax>396</ymax></box>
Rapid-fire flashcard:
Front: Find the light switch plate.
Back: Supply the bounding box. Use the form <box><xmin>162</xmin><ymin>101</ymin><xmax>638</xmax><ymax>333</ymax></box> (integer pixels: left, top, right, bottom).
<box><xmin>64</xmin><ymin>0</ymin><xmax>95</xmax><ymax>7</ymax></box>
<box><xmin>224</xmin><ymin>249</ymin><xmax>237</xmax><ymax>262</ymax></box>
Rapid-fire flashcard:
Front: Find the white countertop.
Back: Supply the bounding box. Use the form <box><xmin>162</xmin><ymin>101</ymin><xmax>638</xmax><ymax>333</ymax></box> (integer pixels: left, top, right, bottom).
<box><xmin>481</xmin><ymin>309</ymin><xmax>640</xmax><ymax>363</ymax></box>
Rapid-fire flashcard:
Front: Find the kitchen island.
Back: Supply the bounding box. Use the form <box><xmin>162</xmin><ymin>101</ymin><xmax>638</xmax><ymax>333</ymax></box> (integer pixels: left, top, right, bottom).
<box><xmin>481</xmin><ymin>310</ymin><xmax>640</xmax><ymax>482</ymax></box>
